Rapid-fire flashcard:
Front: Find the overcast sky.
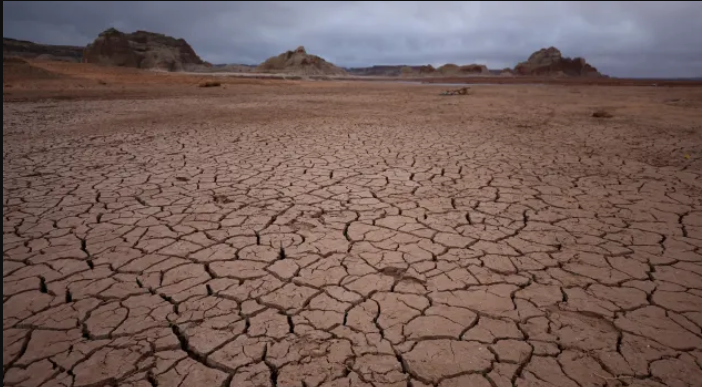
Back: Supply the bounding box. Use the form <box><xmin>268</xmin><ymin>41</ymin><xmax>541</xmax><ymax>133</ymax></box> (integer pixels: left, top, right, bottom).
<box><xmin>4</xmin><ymin>1</ymin><xmax>702</xmax><ymax>77</ymax></box>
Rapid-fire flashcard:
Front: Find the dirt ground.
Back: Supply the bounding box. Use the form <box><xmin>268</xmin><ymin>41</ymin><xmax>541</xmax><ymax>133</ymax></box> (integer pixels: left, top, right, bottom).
<box><xmin>3</xmin><ymin>61</ymin><xmax>702</xmax><ymax>387</ymax></box>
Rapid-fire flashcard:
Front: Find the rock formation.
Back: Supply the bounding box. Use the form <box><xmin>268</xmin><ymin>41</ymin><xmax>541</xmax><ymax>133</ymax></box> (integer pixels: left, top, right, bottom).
<box><xmin>459</xmin><ymin>64</ymin><xmax>489</xmax><ymax>74</ymax></box>
<box><xmin>499</xmin><ymin>68</ymin><xmax>515</xmax><ymax>77</ymax></box>
<box><xmin>514</xmin><ymin>47</ymin><xmax>601</xmax><ymax>77</ymax></box>
<box><xmin>257</xmin><ymin>46</ymin><xmax>347</xmax><ymax>76</ymax></box>
<box><xmin>437</xmin><ymin>64</ymin><xmax>459</xmax><ymax>74</ymax></box>
<box><xmin>349</xmin><ymin>63</ymin><xmax>489</xmax><ymax>77</ymax></box>
<box><xmin>417</xmin><ymin>65</ymin><xmax>437</xmax><ymax>74</ymax></box>
<box><xmin>83</xmin><ymin>28</ymin><xmax>208</xmax><ymax>72</ymax></box>
<box><xmin>436</xmin><ymin>63</ymin><xmax>490</xmax><ymax>75</ymax></box>
<box><xmin>400</xmin><ymin>66</ymin><xmax>414</xmax><ymax>76</ymax></box>
<box><xmin>3</xmin><ymin>38</ymin><xmax>83</xmax><ymax>62</ymax></box>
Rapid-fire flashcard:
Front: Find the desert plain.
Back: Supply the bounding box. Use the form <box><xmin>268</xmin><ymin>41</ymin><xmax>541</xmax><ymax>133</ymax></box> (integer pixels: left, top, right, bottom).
<box><xmin>3</xmin><ymin>60</ymin><xmax>702</xmax><ymax>387</ymax></box>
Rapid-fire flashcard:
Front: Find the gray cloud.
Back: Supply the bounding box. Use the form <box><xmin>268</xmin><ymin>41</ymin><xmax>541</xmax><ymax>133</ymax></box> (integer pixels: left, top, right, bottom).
<box><xmin>4</xmin><ymin>1</ymin><xmax>702</xmax><ymax>77</ymax></box>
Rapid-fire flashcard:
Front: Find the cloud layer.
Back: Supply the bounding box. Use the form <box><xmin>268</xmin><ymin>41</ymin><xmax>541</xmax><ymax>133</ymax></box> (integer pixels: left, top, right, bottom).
<box><xmin>4</xmin><ymin>1</ymin><xmax>702</xmax><ymax>77</ymax></box>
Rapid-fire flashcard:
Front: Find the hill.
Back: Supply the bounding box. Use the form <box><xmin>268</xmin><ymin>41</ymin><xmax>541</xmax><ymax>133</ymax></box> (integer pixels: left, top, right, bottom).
<box><xmin>257</xmin><ymin>46</ymin><xmax>347</xmax><ymax>76</ymax></box>
<box><xmin>3</xmin><ymin>37</ymin><xmax>83</xmax><ymax>62</ymax></box>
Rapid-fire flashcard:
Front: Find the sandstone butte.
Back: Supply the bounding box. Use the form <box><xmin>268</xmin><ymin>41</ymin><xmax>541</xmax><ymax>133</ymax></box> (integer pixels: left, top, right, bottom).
<box><xmin>83</xmin><ymin>28</ymin><xmax>209</xmax><ymax>72</ymax></box>
<box><xmin>514</xmin><ymin>46</ymin><xmax>602</xmax><ymax>77</ymax></box>
<box><xmin>256</xmin><ymin>45</ymin><xmax>348</xmax><ymax>76</ymax></box>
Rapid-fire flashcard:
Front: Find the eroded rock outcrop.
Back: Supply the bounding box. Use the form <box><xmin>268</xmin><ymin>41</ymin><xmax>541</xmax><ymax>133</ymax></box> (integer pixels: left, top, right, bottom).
<box><xmin>257</xmin><ymin>46</ymin><xmax>347</xmax><ymax>76</ymax></box>
<box><xmin>83</xmin><ymin>28</ymin><xmax>207</xmax><ymax>72</ymax></box>
<box><xmin>423</xmin><ymin>63</ymin><xmax>490</xmax><ymax>76</ymax></box>
<box><xmin>514</xmin><ymin>47</ymin><xmax>601</xmax><ymax>77</ymax></box>
<box><xmin>459</xmin><ymin>64</ymin><xmax>489</xmax><ymax>74</ymax></box>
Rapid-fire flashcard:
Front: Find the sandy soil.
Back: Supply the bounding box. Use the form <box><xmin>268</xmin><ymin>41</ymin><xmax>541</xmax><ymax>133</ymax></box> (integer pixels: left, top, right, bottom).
<box><xmin>3</xmin><ymin>61</ymin><xmax>702</xmax><ymax>387</ymax></box>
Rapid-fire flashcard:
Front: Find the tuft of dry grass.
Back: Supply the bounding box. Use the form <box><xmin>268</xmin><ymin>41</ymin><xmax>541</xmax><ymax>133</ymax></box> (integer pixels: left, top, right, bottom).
<box><xmin>441</xmin><ymin>87</ymin><xmax>471</xmax><ymax>96</ymax></box>
<box><xmin>592</xmin><ymin>109</ymin><xmax>613</xmax><ymax>118</ymax></box>
<box><xmin>199</xmin><ymin>81</ymin><xmax>222</xmax><ymax>88</ymax></box>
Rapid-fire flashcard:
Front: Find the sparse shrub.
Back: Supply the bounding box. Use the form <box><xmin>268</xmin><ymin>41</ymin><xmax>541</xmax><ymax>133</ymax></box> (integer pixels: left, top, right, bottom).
<box><xmin>199</xmin><ymin>81</ymin><xmax>221</xmax><ymax>88</ymax></box>
<box><xmin>592</xmin><ymin>109</ymin><xmax>613</xmax><ymax>118</ymax></box>
<box><xmin>440</xmin><ymin>87</ymin><xmax>471</xmax><ymax>96</ymax></box>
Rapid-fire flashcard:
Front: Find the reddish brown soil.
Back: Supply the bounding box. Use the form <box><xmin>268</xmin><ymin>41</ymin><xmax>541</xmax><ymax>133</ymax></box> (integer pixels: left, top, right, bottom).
<box><xmin>3</xmin><ymin>61</ymin><xmax>702</xmax><ymax>387</ymax></box>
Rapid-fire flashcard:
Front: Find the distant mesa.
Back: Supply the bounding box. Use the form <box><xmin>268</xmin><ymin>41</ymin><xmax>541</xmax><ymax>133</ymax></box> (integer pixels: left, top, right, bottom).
<box><xmin>418</xmin><ymin>65</ymin><xmax>437</xmax><ymax>74</ymax></box>
<box><xmin>3</xmin><ymin>37</ymin><xmax>83</xmax><ymax>62</ymax></box>
<box><xmin>347</xmin><ymin>65</ymin><xmax>408</xmax><ymax>76</ymax></box>
<box><xmin>5</xmin><ymin>33</ymin><xmax>605</xmax><ymax>79</ymax></box>
<box><xmin>83</xmin><ymin>28</ymin><xmax>209</xmax><ymax>71</ymax></box>
<box><xmin>499</xmin><ymin>68</ymin><xmax>515</xmax><ymax>77</ymax></box>
<box><xmin>437</xmin><ymin>64</ymin><xmax>459</xmax><ymax>74</ymax></box>
<box><xmin>257</xmin><ymin>46</ymin><xmax>347</xmax><ymax>76</ymax></box>
<box><xmin>406</xmin><ymin>64</ymin><xmax>489</xmax><ymax>76</ymax></box>
<box><xmin>438</xmin><ymin>63</ymin><xmax>489</xmax><ymax>75</ymax></box>
<box><xmin>350</xmin><ymin>63</ymin><xmax>491</xmax><ymax>77</ymax></box>
<box><xmin>461</xmin><ymin>64</ymin><xmax>489</xmax><ymax>75</ymax></box>
<box><xmin>348</xmin><ymin>48</ymin><xmax>601</xmax><ymax>78</ymax></box>
<box><xmin>514</xmin><ymin>47</ymin><xmax>601</xmax><ymax>77</ymax></box>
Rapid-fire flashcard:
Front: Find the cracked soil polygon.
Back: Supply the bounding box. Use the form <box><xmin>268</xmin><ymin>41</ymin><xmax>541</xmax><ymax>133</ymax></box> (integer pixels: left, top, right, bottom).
<box><xmin>3</xmin><ymin>80</ymin><xmax>702</xmax><ymax>386</ymax></box>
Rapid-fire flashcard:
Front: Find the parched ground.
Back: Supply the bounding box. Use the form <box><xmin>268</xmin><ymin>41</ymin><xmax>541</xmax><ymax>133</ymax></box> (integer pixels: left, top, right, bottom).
<box><xmin>3</xmin><ymin>75</ymin><xmax>702</xmax><ymax>387</ymax></box>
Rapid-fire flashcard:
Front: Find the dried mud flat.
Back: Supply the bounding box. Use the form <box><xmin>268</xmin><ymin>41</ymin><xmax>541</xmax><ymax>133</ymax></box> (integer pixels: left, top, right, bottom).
<box><xmin>3</xmin><ymin>75</ymin><xmax>702</xmax><ymax>387</ymax></box>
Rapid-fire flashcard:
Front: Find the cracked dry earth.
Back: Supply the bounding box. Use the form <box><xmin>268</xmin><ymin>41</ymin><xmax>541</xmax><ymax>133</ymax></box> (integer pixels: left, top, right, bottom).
<box><xmin>3</xmin><ymin>83</ymin><xmax>702</xmax><ymax>387</ymax></box>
